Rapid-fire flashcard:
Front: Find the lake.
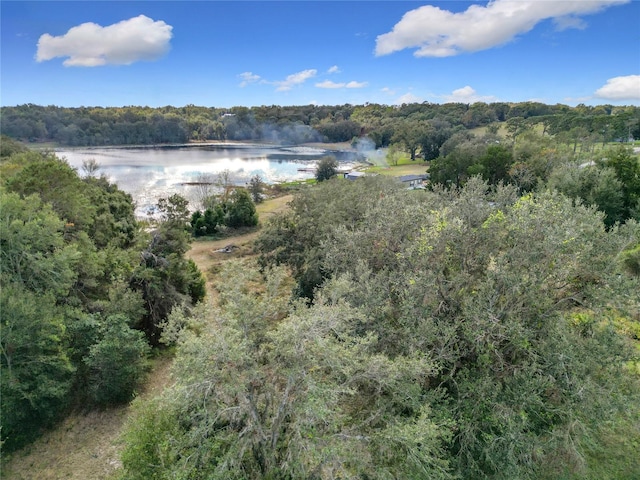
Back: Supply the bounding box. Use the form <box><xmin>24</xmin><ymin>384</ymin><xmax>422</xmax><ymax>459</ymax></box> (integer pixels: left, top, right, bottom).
<box><xmin>55</xmin><ymin>143</ymin><xmax>365</xmax><ymax>216</ymax></box>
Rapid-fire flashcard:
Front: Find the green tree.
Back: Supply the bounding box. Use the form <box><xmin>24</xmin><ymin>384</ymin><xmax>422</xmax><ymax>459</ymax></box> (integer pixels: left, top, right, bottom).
<box><xmin>0</xmin><ymin>134</ymin><xmax>27</xmax><ymax>157</ymax></box>
<box><xmin>505</xmin><ymin>116</ymin><xmax>532</xmax><ymax>141</ymax></box>
<box><xmin>224</xmin><ymin>188</ymin><xmax>258</xmax><ymax>228</ymax></box>
<box><xmin>157</xmin><ymin>193</ymin><xmax>191</xmax><ymax>228</ymax></box>
<box><xmin>256</xmin><ymin>175</ymin><xmax>406</xmax><ymax>299</ymax></box>
<box><xmin>121</xmin><ymin>263</ymin><xmax>453</xmax><ymax>480</ymax></box>
<box><xmin>600</xmin><ymin>145</ymin><xmax>640</xmax><ymax>222</ymax></box>
<box><xmin>0</xmin><ymin>145</ymin><xmax>155</xmax><ymax>451</ymax></box>
<box><xmin>472</xmin><ymin>144</ymin><xmax>514</xmax><ymax>185</ymax></box>
<box><xmin>132</xmin><ymin>194</ymin><xmax>205</xmax><ymax>344</ymax></box>
<box><xmin>419</xmin><ymin>119</ymin><xmax>453</xmax><ymax>161</ymax></box>
<box><xmin>392</xmin><ymin>119</ymin><xmax>422</xmax><ymax>160</ymax></box>
<box><xmin>429</xmin><ymin>147</ymin><xmax>477</xmax><ymax>188</ymax></box>
<box><xmin>315</xmin><ymin>155</ymin><xmax>339</xmax><ymax>182</ymax></box>
<box><xmin>83</xmin><ymin>175</ymin><xmax>138</xmax><ymax>248</ymax></box>
<box><xmin>84</xmin><ymin>315</ymin><xmax>150</xmax><ymax>405</ymax></box>
<box><xmin>6</xmin><ymin>156</ymin><xmax>96</xmax><ymax>230</ymax></box>
<box><xmin>190</xmin><ymin>205</ymin><xmax>224</xmax><ymax>236</ymax></box>
<box><xmin>248</xmin><ymin>173</ymin><xmax>266</xmax><ymax>203</ymax></box>
<box><xmin>0</xmin><ymin>192</ymin><xmax>79</xmax><ymax>296</ymax></box>
<box><xmin>386</xmin><ymin>143</ymin><xmax>402</xmax><ymax>166</ymax></box>
<box><xmin>548</xmin><ymin>164</ymin><xmax>625</xmax><ymax>227</ymax></box>
<box><xmin>322</xmin><ymin>181</ymin><xmax>639</xmax><ymax>478</ymax></box>
<box><xmin>256</xmin><ymin>177</ymin><xmax>640</xmax><ymax>478</ymax></box>
<box><xmin>1</xmin><ymin>285</ymin><xmax>75</xmax><ymax>451</ymax></box>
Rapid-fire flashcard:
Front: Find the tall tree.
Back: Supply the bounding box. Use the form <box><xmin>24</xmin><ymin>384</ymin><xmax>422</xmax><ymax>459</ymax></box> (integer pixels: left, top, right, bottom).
<box><xmin>6</xmin><ymin>156</ymin><xmax>96</xmax><ymax>230</ymax></box>
<box><xmin>1</xmin><ymin>285</ymin><xmax>75</xmax><ymax>451</ymax></box>
<box><xmin>600</xmin><ymin>145</ymin><xmax>640</xmax><ymax>222</ymax></box>
<box><xmin>548</xmin><ymin>163</ymin><xmax>625</xmax><ymax>227</ymax></box>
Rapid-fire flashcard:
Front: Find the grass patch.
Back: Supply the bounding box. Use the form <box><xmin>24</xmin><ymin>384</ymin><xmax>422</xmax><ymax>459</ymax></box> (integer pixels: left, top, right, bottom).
<box><xmin>365</xmin><ymin>162</ymin><xmax>429</xmax><ymax>177</ymax></box>
<box><xmin>272</xmin><ymin>178</ymin><xmax>316</xmax><ymax>191</ymax></box>
<box><xmin>0</xmin><ymin>353</ymin><xmax>175</xmax><ymax>480</ymax></box>
<box><xmin>256</xmin><ymin>194</ymin><xmax>293</xmax><ymax>216</ymax></box>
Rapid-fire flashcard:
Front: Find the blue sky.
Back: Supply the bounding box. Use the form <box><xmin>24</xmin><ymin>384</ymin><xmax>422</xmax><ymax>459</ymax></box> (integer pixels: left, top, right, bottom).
<box><xmin>1</xmin><ymin>1</ymin><xmax>639</xmax><ymax>108</ymax></box>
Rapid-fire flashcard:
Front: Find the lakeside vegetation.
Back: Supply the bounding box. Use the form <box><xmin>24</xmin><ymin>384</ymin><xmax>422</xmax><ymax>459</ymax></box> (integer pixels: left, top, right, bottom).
<box><xmin>1</xmin><ymin>102</ymin><xmax>639</xmax><ymax>149</ymax></box>
<box><xmin>1</xmin><ymin>99</ymin><xmax>640</xmax><ymax>479</ymax></box>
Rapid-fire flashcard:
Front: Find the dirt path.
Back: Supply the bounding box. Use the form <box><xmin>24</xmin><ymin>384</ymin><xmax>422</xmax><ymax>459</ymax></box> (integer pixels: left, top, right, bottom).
<box><xmin>2</xmin><ymin>194</ymin><xmax>293</xmax><ymax>480</ymax></box>
<box><xmin>187</xmin><ymin>194</ymin><xmax>293</xmax><ymax>295</ymax></box>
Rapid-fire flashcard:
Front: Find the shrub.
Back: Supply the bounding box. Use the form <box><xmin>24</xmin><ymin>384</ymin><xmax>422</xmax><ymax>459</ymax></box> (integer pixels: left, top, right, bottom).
<box><xmin>84</xmin><ymin>315</ymin><xmax>150</xmax><ymax>405</ymax></box>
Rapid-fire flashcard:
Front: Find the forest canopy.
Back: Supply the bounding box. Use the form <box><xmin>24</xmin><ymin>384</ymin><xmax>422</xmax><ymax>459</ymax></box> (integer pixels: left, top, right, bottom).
<box><xmin>120</xmin><ymin>176</ymin><xmax>640</xmax><ymax>480</ymax></box>
<box><xmin>1</xmin><ymin>102</ymin><xmax>638</xmax><ymax>146</ymax></box>
<box><xmin>0</xmin><ymin>144</ymin><xmax>206</xmax><ymax>451</ymax></box>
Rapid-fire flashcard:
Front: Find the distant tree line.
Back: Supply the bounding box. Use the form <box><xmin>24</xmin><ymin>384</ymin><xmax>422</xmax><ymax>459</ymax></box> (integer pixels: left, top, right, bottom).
<box><xmin>1</xmin><ymin>102</ymin><xmax>638</xmax><ymax>147</ymax></box>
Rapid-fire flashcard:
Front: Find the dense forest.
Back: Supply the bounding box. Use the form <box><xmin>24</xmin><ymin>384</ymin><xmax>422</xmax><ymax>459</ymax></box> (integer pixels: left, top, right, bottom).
<box><xmin>1</xmin><ymin>102</ymin><xmax>639</xmax><ymax>147</ymax></box>
<box><xmin>1</xmin><ymin>100</ymin><xmax>640</xmax><ymax>478</ymax></box>
<box><xmin>118</xmin><ymin>176</ymin><xmax>640</xmax><ymax>479</ymax></box>
<box><xmin>0</xmin><ymin>136</ymin><xmax>209</xmax><ymax>451</ymax></box>
<box><xmin>0</xmin><ymin>132</ymin><xmax>268</xmax><ymax>456</ymax></box>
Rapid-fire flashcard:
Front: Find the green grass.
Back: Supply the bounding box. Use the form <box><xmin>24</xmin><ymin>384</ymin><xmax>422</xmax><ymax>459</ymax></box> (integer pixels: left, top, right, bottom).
<box><xmin>365</xmin><ymin>157</ymin><xmax>429</xmax><ymax>177</ymax></box>
<box><xmin>256</xmin><ymin>194</ymin><xmax>293</xmax><ymax>215</ymax></box>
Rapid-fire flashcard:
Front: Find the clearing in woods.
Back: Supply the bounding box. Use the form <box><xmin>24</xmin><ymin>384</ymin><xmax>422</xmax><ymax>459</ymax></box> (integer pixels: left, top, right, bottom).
<box><xmin>186</xmin><ymin>193</ymin><xmax>292</xmax><ymax>290</ymax></box>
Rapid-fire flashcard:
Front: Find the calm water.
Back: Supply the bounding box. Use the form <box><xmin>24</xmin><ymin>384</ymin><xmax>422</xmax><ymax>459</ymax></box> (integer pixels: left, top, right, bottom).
<box><xmin>55</xmin><ymin>143</ymin><xmax>363</xmax><ymax>216</ymax></box>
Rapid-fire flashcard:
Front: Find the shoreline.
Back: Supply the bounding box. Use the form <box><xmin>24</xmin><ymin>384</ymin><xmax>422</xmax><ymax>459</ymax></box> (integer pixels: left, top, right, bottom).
<box><xmin>47</xmin><ymin>140</ymin><xmax>356</xmax><ymax>153</ymax></box>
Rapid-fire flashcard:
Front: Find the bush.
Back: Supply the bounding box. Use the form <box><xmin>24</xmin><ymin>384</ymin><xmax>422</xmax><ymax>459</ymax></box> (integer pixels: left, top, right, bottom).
<box><xmin>315</xmin><ymin>155</ymin><xmax>338</xmax><ymax>182</ymax></box>
<box><xmin>191</xmin><ymin>206</ymin><xmax>224</xmax><ymax>236</ymax></box>
<box><xmin>84</xmin><ymin>315</ymin><xmax>150</xmax><ymax>405</ymax></box>
<box><xmin>224</xmin><ymin>189</ymin><xmax>258</xmax><ymax>228</ymax></box>
<box><xmin>120</xmin><ymin>396</ymin><xmax>182</xmax><ymax>480</ymax></box>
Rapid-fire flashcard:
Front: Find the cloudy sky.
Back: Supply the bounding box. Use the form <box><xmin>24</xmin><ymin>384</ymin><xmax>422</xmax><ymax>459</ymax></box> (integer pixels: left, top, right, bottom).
<box><xmin>1</xmin><ymin>1</ymin><xmax>639</xmax><ymax>107</ymax></box>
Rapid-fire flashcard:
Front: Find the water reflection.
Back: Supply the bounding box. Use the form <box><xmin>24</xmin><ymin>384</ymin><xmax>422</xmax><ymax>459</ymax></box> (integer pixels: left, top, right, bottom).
<box><xmin>56</xmin><ymin>143</ymin><xmax>362</xmax><ymax>216</ymax></box>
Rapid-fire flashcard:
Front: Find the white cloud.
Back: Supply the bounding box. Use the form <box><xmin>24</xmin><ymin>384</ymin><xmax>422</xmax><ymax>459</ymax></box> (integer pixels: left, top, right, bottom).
<box><xmin>275</xmin><ymin>69</ymin><xmax>317</xmax><ymax>91</ymax></box>
<box><xmin>328</xmin><ymin>65</ymin><xmax>340</xmax><ymax>74</ymax></box>
<box><xmin>316</xmin><ymin>80</ymin><xmax>343</xmax><ymax>89</ymax></box>
<box><xmin>316</xmin><ymin>80</ymin><xmax>368</xmax><ymax>89</ymax></box>
<box><xmin>375</xmin><ymin>0</ymin><xmax>628</xmax><ymax>58</ymax></box>
<box><xmin>395</xmin><ymin>93</ymin><xmax>423</xmax><ymax>105</ymax></box>
<box><xmin>553</xmin><ymin>16</ymin><xmax>587</xmax><ymax>31</ymax></box>
<box><xmin>36</xmin><ymin>15</ymin><xmax>172</xmax><ymax>67</ymax></box>
<box><xmin>239</xmin><ymin>72</ymin><xmax>261</xmax><ymax>87</ymax></box>
<box><xmin>594</xmin><ymin>75</ymin><xmax>640</xmax><ymax>100</ymax></box>
<box><xmin>443</xmin><ymin>86</ymin><xmax>498</xmax><ymax>103</ymax></box>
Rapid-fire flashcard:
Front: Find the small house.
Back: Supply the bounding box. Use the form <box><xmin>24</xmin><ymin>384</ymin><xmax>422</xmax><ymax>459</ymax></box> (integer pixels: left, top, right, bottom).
<box><xmin>397</xmin><ymin>174</ymin><xmax>428</xmax><ymax>189</ymax></box>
